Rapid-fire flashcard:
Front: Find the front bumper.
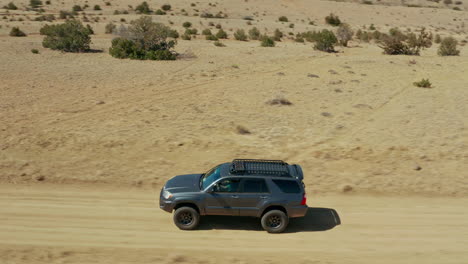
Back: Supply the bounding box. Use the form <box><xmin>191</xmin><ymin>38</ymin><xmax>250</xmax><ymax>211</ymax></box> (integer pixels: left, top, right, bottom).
<box><xmin>159</xmin><ymin>188</ymin><xmax>175</xmax><ymax>213</ymax></box>
<box><xmin>288</xmin><ymin>205</ymin><xmax>308</xmax><ymax>218</ymax></box>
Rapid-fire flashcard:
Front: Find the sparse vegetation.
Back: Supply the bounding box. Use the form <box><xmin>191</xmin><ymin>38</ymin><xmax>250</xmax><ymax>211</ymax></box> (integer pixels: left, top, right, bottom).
<box><xmin>181</xmin><ymin>33</ymin><xmax>191</xmax><ymax>40</ymax></box>
<box><xmin>205</xmin><ymin>34</ymin><xmax>218</xmax><ymax>41</ymax></box>
<box><xmin>266</xmin><ymin>96</ymin><xmax>292</xmax><ymax>106</ymax></box>
<box><xmin>325</xmin><ymin>13</ymin><xmax>341</xmax><ymax>26</ymax></box>
<box><xmin>135</xmin><ymin>1</ymin><xmax>152</xmax><ymax>14</ymax></box>
<box><xmin>273</xmin><ymin>29</ymin><xmax>283</xmax><ymax>41</ymax></box>
<box><xmin>182</xmin><ymin>21</ymin><xmax>192</xmax><ymax>28</ymax></box>
<box><xmin>214</xmin><ymin>41</ymin><xmax>225</xmax><ymax>47</ymax></box>
<box><xmin>94</xmin><ymin>5</ymin><xmax>101</xmax><ymax>10</ymax></box>
<box><xmin>379</xmin><ymin>28</ymin><xmax>432</xmax><ymax>55</ymax></box>
<box><xmin>413</xmin><ymin>79</ymin><xmax>432</xmax><ymax>88</ymax></box>
<box><xmin>438</xmin><ymin>36</ymin><xmax>460</xmax><ymax>56</ymax></box>
<box><xmin>105</xmin><ymin>22</ymin><xmax>116</xmax><ymax>34</ymax></box>
<box><xmin>234</xmin><ymin>29</ymin><xmax>248</xmax><ymax>41</ymax></box>
<box><xmin>202</xmin><ymin>28</ymin><xmax>212</xmax><ymax>35</ymax></box>
<box><xmin>10</xmin><ymin>27</ymin><xmax>26</xmax><ymax>37</ymax></box>
<box><xmin>336</xmin><ymin>23</ymin><xmax>353</xmax><ymax>47</ymax></box>
<box><xmin>30</xmin><ymin>0</ymin><xmax>42</xmax><ymax>9</ymax></box>
<box><xmin>185</xmin><ymin>28</ymin><xmax>197</xmax><ymax>35</ymax></box>
<box><xmin>161</xmin><ymin>4</ymin><xmax>171</xmax><ymax>11</ymax></box>
<box><xmin>41</xmin><ymin>20</ymin><xmax>92</xmax><ymax>52</ymax></box>
<box><xmin>278</xmin><ymin>16</ymin><xmax>288</xmax><ymax>22</ymax></box>
<box><xmin>109</xmin><ymin>16</ymin><xmax>177</xmax><ymax>60</ymax></box>
<box><xmin>155</xmin><ymin>9</ymin><xmax>166</xmax><ymax>15</ymax></box>
<box><xmin>248</xmin><ymin>27</ymin><xmax>261</xmax><ymax>40</ymax></box>
<box><xmin>31</xmin><ymin>48</ymin><xmax>39</xmax><ymax>54</ymax></box>
<box><xmin>260</xmin><ymin>35</ymin><xmax>275</xmax><ymax>47</ymax></box>
<box><xmin>215</xmin><ymin>29</ymin><xmax>228</xmax><ymax>39</ymax></box>
<box><xmin>3</xmin><ymin>2</ymin><xmax>18</xmax><ymax>10</ymax></box>
<box><xmin>59</xmin><ymin>10</ymin><xmax>74</xmax><ymax>19</ymax></box>
<box><xmin>72</xmin><ymin>5</ymin><xmax>82</xmax><ymax>12</ymax></box>
<box><xmin>314</xmin><ymin>29</ymin><xmax>337</xmax><ymax>52</ymax></box>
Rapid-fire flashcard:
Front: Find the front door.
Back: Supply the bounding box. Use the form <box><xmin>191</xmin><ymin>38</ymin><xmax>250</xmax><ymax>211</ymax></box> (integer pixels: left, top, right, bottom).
<box><xmin>204</xmin><ymin>178</ymin><xmax>241</xmax><ymax>216</ymax></box>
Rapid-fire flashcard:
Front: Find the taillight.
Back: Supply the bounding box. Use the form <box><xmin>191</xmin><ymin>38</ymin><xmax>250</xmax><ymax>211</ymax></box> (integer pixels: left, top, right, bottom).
<box><xmin>300</xmin><ymin>193</ymin><xmax>307</xmax><ymax>205</ymax></box>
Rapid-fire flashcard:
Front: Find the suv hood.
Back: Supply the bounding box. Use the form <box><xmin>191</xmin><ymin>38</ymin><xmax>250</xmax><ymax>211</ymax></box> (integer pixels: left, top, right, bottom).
<box><xmin>164</xmin><ymin>174</ymin><xmax>202</xmax><ymax>193</ymax></box>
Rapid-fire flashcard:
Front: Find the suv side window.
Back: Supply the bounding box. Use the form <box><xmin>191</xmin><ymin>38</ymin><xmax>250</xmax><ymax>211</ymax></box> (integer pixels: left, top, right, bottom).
<box><xmin>240</xmin><ymin>178</ymin><xmax>269</xmax><ymax>193</ymax></box>
<box><xmin>272</xmin><ymin>180</ymin><xmax>301</xmax><ymax>193</ymax></box>
<box><xmin>213</xmin><ymin>178</ymin><xmax>240</xmax><ymax>193</ymax></box>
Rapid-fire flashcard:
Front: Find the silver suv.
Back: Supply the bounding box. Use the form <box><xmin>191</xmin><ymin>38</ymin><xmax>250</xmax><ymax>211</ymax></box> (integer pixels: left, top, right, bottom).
<box><xmin>159</xmin><ymin>159</ymin><xmax>307</xmax><ymax>233</ymax></box>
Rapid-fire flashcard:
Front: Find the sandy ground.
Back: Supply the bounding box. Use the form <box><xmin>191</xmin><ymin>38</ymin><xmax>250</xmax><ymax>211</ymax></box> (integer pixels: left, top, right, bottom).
<box><xmin>1</xmin><ymin>184</ymin><xmax>467</xmax><ymax>264</ymax></box>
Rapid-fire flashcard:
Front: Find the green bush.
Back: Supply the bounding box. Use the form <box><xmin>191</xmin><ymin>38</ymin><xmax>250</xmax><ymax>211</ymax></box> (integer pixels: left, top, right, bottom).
<box><xmin>161</xmin><ymin>4</ymin><xmax>171</xmax><ymax>11</ymax></box>
<box><xmin>260</xmin><ymin>35</ymin><xmax>275</xmax><ymax>47</ymax></box>
<box><xmin>3</xmin><ymin>2</ymin><xmax>18</xmax><ymax>10</ymax></box>
<box><xmin>314</xmin><ymin>29</ymin><xmax>337</xmax><ymax>52</ymax></box>
<box><xmin>168</xmin><ymin>29</ymin><xmax>179</xmax><ymax>39</ymax></box>
<box><xmin>214</xmin><ymin>41</ymin><xmax>225</xmax><ymax>47</ymax></box>
<box><xmin>181</xmin><ymin>33</ymin><xmax>191</xmax><ymax>40</ymax></box>
<box><xmin>325</xmin><ymin>13</ymin><xmax>341</xmax><ymax>26</ymax></box>
<box><xmin>185</xmin><ymin>28</ymin><xmax>197</xmax><ymax>35</ymax></box>
<box><xmin>105</xmin><ymin>22</ymin><xmax>116</xmax><ymax>34</ymax></box>
<box><xmin>135</xmin><ymin>1</ymin><xmax>151</xmax><ymax>14</ymax></box>
<box><xmin>379</xmin><ymin>28</ymin><xmax>432</xmax><ymax>55</ymax></box>
<box><xmin>336</xmin><ymin>23</ymin><xmax>353</xmax><ymax>47</ymax></box>
<box><xmin>59</xmin><ymin>10</ymin><xmax>74</xmax><ymax>19</ymax></box>
<box><xmin>413</xmin><ymin>79</ymin><xmax>431</xmax><ymax>88</ymax></box>
<box><xmin>205</xmin><ymin>34</ymin><xmax>218</xmax><ymax>41</ymax></box>
<box><xmin>438</xmin><ymin>37</ymin><xmax>460</xmax><ymax>56</ymax></box>
<box><xmin>10</xmin><ymin>27</ymin><xmax>26</xmax><ymax>37</ymax></box>
<box><xmin>109</xmin><ymin>16</ymin><xmax>177</xmax><ymax>60</ymax></box>
<box><xmin>234</xmin><ymin>29</ymin><xmax>247</xmax><ymax>41</ymax></box>
<box><xmin>155</xmin><ymin>9</ymin><xmax>166</xmax><ymax>15</ymax></box>
<box><xmin>248</xmin><ymin>27</ymin><xmax>260</xmax><ymax>40</ymax></box>
<box><xmin>273</xmin><ymin>29</ymin><xmax>283</xmax><ymax>41</ymax></box>
<box><xmin>30</xmin><ymin>0</ymin><xmax>42</xmax><ymax>9</ymax></box>
<box><xmin>278</xmin><ymin>16</ymin><xmax>288</xmax><ymax>22</ymax></box>
<box><xmin>72</xmin><ymin>5</ymin><xmax>82</xmax><ymax>12</ymax></box>
<box><xmin>41</xmin><ymin>20</ymin><xmax>92</xmax><ymax>52</ymax></box>
<box><xmin>35</xmin><ymin>14</ymin><xmax>55</xmax><ymax>21</ymax></box>
<box><xmin>94</xmin><ymin>5</ymin><xmax>101</xmax><ymax>10</ymax></box>
<box><xmin>31</xmin><ymin>48</ymin><xmax>39</xmax><ymax>54</ymax></box>
<box><xmin>215</xmin><ymin>29</ymin><xmax>228</xmax><ymax>39</ymax></box>
<box><xmin>182</xmin><ymin>21</ymin><xmax>192</xmax><ymax>28</ymax></box>
<box><xmin>434</xmin><ymin>34</ymin><xmax>441</xmax><ymax>44</ymax></box>
<box><xmin>202</xmin><ymin>28</ymin><xmax>212</xmax><ymax>35</ymax></box>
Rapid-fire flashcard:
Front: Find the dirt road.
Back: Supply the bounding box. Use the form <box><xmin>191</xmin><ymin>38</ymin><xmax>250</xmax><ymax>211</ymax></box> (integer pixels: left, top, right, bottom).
<box><xmin>1</xmin><ymin>184</ymin><xmax>467</xmax><ymax>264</ymax></box>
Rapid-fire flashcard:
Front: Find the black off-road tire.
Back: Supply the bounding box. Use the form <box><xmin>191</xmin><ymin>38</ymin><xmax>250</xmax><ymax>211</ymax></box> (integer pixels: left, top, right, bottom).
<box><xmin>261</xmin><ymin>210</ymin><xmax>289</xmax><ymax>233</ymax></box>
<box><xmin>173</xmin><ymin>207</ymin><xmax>200</xmax><ymax>230</ymax></box>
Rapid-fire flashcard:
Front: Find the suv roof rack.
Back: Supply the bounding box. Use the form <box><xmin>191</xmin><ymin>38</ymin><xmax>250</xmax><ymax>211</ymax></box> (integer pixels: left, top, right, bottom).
<box><xmin>230</xmin><ymin>159</ymin><xmax>291</xmax><ymax>177</ymax></box>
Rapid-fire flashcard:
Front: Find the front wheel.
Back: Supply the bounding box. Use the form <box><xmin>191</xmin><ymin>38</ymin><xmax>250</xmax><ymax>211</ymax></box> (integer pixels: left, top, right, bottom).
<box><xmin>173</xmin><ymin>207</ymin><xmax>200</xmax><ymax>230</ymax></box>
<box><xmin>261</xmin><ymin>210</ymin><xmax>289</xmax><ymax>233</ymax></box>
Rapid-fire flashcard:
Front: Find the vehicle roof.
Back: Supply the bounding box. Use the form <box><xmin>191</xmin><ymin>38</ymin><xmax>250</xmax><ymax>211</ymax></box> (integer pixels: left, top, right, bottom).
<box><xmin>218</xmin><ymin>159</ymin><xmax>302</xmax><ymax>180</ymax></box>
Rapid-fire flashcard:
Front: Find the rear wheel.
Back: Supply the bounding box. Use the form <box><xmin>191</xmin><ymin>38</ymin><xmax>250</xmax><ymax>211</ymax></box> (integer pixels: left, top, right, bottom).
<box><xmin>261</xmin><ymin>210</ymin><xmax>289</xmax><ymax>233</ymax></box>
<box><xmin>173</xmin><ymin>207</ymin><xmax>200</xmax><ymax>230</ymax></box>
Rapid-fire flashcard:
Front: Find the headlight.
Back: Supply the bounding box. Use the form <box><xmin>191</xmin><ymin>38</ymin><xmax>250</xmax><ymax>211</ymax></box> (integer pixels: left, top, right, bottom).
<box><xmin>162</xmin><ymin>190</ymin><xmax>172</xmax><ymax>199</ymax></box>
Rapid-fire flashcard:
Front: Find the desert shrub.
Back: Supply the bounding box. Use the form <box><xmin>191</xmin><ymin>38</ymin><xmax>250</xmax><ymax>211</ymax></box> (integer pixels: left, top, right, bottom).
<box><xmin>248</xmin><ymin>27</ymin><xmax>260</xmax><ymax>40</ymax></box>
<box><xmin>234</xmin><ymin>29</ymin><xmax>247</xmax><ymax>41</ymax></box>
<box><xmin>243</xmin><ymin>16</ymin><xmax>254</xmax><ymax>21</ymax></box>
<box><xmin>438</xmin><ymin>36</ymin><xmax>460</xmax><ymax>56</ymax></box>
<box><xmin>443</xmin><ymin>0</ymin><xmax>452</xmax><ymax>4</ymax></box>
<box><xmin>35</xmin><ymin>14</ymin><xmax>55</xmax><ymax>21</ymax></box>
<box><xmin>289</xmin><ymin>23</ymin><xmax>294</xmax><ymax>28</ymax></box>
<box><xmin>362</xmin><ymin>0</ymin><xmax>373</xmax><ymax>4</ymax></box>
<box><xmin>30</xmin><ymin>0</ymin><xmax>42</xmax><ymax>9</ymax></box>
<box><xmin>31</xmin><ymin>48</ymin><xmax>39</xmax><ymax>54</ymax></box>
<box><xmin>181</xmin><ymin>33</ymin><xmax>191</xmax><ymax>40</ymax></box>
<box><xmin>155</xmin><ymin>9</ymin><xmax>166</xmax><ymax>15</ymax></box>
<box><xmin>86</xmin><ymin>24</ymin><xmax>94</xmax><ymax>34</ymax></box>
<box><xmin>72</xmin><ymin>5</ymin><xmax>82</xmax><ymax>12</ymax></box>
<box><xmin>325</xmin><ymin>13</ymin><xmax>341</xmax><ymax>26</ymax></box>
<box><xmin>215</xmin><ymin>24</ymin><xmax>222</xmax><ymax>29</ymax></box>
<box><xmin>214</xmin><ymin>41</ymin><xmax>225</xmax><ymax>47</ymax></box>
<box><xmin>336</xmin><ymin>23</ymin><xmax>353</xmax><ymax>46</ymax></box>
<box><xmin>182</xmin><ymin>21</ymin><xmax>192</xmax><ymax>28</ymax></box>
<box><xmin>295</xmin><ymin>34</ymin><xmax>305</xmax><ymax>42</ymax></box>
<box><xmin>161</xmin><ymin>4</ymin><xmax>171</xmax><ymax>11</ymax></box>
<box><xmin>168</xmin><ymin>29</ymin><xmax>179</xmax><ymax>38</ymax></box>
<box><xmin>41</xmin><ymin>20</ymin><xmax>91</xmax><ymax>52</ymax></box>
<box><xmin>300</xmin><ymin>30</ymin><xmax>322</xmax><ymax>42</ymax></box>
<box><xmin>206</xmin><ymin>34</ymin><xmax>218</xmax><ymax>41</ymax></box>
<box><xmin>105</xmin><ymin>1</ymin><xmax>110</xmax><ymax>6</ymax></box>
<box><xmin>452</xmin><ymin>6</ymin><xmax>461</xmax><ymax>10</ymax></box>
<box><xmin>109</xmin><ymin>16</ymin><xmax>177</xmax><ymax>60</ymax></box>
<box><xmin>278</xmin><ymin>16</ymin><xmax>288</xmax><ymax>22</ymax></box>
<box><xmin>105</xmin><ymin>22</ymin><xmax>116</xmax><ymax>34</ymax></box>
<box><xmin>273</xmin><ymin>29</ymin><xmax>283</xmax><ymax>41</ymax></box>
<box><xmin>260</xmin><ymin>35</ymin><xmax>275</xmax><ymax>47</ymax></box>
<box><xmin>369</xmin><ymin>24</ymin><xmax>376</xmax><ymax>30</ymax></box>
<box><xmin>94</xmin><ymin>5</ymin><xmax>101</xmax><ymax>10</ymax></box>
<box><xmin>59</xmin><ymin>10</ymin><xmax>74</xmax><ymax>19</ymax></box>
<box><xmin>135</xmin><ymin>1</ymin><xmax>151</xmax><ymax>14</ymax></box>
<box><xmin>3</xmin><ymin>2</ymin><xmax>18</xmax><ymax>10</ymax></box>
<box><xmin>434</xmin><ymin>34</ymin><xmax>441</xmax><ymax>44</ymax></box>
<box><xmin>379</xmin><ymin>28</ymin><xmax>432</xmax><ymax>55</ymax></box>
<box><xmin>10</xmin><ymin>27</ymin><xmax>26</xmax><ymax>37</ymax></box>
<box><xmin>185</xmin><ymin>28</ymin><xmax>197</xmax><ymax>35</ymax></box>
<box><xmin>202</xmin><ymin>28</ymin><xmax>212</xmax><ymax>35</ymax></box>
<box><xmin>413</xmin><ymin>79</ymin><xmax>432</xmax><ymax>88</ymax></box>
<box><xmin>45</xmin><ymin>0</ymin><xmax>50</xmax><ymax>4</ymax></box>
<box><xmin>215</xmin><ymin>29</ymin><xmax>227</xmax><ymax>39</ymax></box>
<box><xmin>314</xmin><ymin>29</ymin><xmax>337</xmax><ymax>52</ymax></box>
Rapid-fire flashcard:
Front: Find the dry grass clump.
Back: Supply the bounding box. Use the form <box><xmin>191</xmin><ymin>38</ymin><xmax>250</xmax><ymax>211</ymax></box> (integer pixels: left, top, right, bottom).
<box><xmin>325</xmin><ymin>13</ymin><xmax>341</xmax><ymax>26</ymax></box>
<box><xmin>413</xmin><ymin>79</ymin><xmax>432</xmax><ymax>88</ymax></box>
<box><xmin>234</xmin><ymin>29</ymin><xmax>248</xmax><ymax>41</ymax></box>
<box><xmin>336</xmin><ymin>23</ymin><xmax>353</xmax><ymax>46</ymax></box>
<box><xmin>248</xmin><ymin>27</ymin><xmax>260</xmax><ymax>40</ymax></box>
<box><xmin>438</xmin><ymin>37</ymin><xmax>460</xmax><ymax>56</ymax></box>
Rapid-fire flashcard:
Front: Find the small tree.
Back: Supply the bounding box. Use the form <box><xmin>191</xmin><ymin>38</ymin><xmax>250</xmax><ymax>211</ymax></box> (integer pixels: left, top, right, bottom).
<box><xmin>336</xmin><ymin>23</ymin><xmax>353</xmax><ymax>47</ymax></box>
<box><xmin>260</xmin><ymin>35</ymin><xmax>275</xmax><ymax>47</ymax></box>
<box><xmin>438</xmin><ymin>37</ymin><xmax>460</xmax><ymax>56</ymax></box>
<box><xmin>41</xmin><ymin>20</ymin><xmax>92</xmax><ymax>52</ymax></box>
<box><xmin>135</xmin><ymin>1</ymin><xmax>152</xmax><ymax>14</ymax></box>
<box><xmin>314</xmin><ymin>29</ymin><xmax>337</xmax><ymax>52</ymax></box>
<box><xmin>325</xmin><ymin>13</ymin><xmax>341</xmax><ymax>26</ymax></box>
<box><xmin>234</xmin><ymin>29</ymin><xmax>247</xmax><ymax>41</ymax></box>
<box><xmin>248</xmin><ymin>27</ymin><xmax>260</xmax><ymax>40</ymax></box>
<box><xmin>10</xmin><ymin>27</ymin><xmax>26</xmax><ymax>37</ymax></box>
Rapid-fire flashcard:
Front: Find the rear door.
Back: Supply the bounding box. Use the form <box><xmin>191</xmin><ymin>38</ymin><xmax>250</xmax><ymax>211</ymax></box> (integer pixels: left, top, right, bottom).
<box><xmin>204</xmin><ymin>178</ymin><xmax>241</xmax><ymax>216</ymax></box>
<box><xmin>236</xmin><ymin>178</ymin><xmax>270</xmax><ymax>217</ymax></box>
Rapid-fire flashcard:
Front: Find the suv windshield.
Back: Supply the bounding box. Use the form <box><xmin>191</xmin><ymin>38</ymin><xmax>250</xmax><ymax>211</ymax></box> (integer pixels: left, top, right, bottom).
<box><xmin>200</xmin><ymin>165</ymin><xmax>221</xmax><ymax>190</ymax></box>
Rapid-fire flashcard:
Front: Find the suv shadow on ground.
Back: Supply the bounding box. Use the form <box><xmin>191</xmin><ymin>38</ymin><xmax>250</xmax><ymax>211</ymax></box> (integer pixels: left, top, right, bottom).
<box><xmin>198</xmin><ymin>207</ymin><xmax>341</xmax><ymax>233</ymax></box>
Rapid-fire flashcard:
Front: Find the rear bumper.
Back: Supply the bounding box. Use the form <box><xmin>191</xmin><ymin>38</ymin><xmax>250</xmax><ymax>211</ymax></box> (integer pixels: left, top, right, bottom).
<box><xmin>288</xmin><ymin>205</ymin><xmax>308</xmax><ymax>218</ymax></box>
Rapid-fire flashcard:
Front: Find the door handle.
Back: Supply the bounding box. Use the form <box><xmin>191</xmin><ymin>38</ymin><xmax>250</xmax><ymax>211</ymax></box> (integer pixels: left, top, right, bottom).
<box><xmin>231</xmin><ymin>195</ymin><xmax>239</xmax><ymax>199</ymax></box>
<box><xmin>260</xmin><ymin>196</ymin><xmax>268</xmax><ymax>199</ymax></box>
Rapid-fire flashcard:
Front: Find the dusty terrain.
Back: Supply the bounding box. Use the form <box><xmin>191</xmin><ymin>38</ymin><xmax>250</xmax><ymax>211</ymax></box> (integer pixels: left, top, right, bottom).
<box><xmin>1</xmin><ymin>0</ymin><xmax>468</xmax><ymax>263</ymax></box>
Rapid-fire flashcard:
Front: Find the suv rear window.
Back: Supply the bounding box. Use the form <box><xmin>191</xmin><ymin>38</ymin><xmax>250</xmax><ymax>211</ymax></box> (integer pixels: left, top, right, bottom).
<box><xmin>241</xmin><ymin>179</ymin><xmax>269</xmax><ymax>193</ymax></box>
<box><xmin>272</xmin><ymin>180</ymin><xmax>301</xmax><ymax>193</ymax></box>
